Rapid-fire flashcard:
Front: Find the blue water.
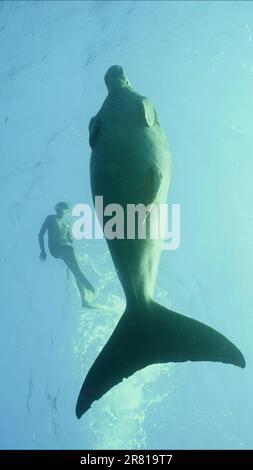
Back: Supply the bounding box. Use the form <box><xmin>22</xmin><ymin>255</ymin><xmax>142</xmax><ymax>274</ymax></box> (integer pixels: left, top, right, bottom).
<box><xmin>1</xmin><ymin>0</ymin><xmax>253</xmax><ymax>449</ymax></box>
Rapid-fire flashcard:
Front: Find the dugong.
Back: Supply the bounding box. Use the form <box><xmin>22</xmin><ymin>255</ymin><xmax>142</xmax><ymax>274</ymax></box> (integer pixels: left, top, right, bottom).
<box><xmin>76</xmin><ymin>65</ymin><xmax>245</xmax><ymax>419</ymax></box>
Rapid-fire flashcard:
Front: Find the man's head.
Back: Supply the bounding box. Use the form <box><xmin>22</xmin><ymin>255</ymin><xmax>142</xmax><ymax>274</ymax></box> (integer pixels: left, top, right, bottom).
<box><xmin>104</xmin><ymin>65</ymin><xmax>132</xmax><ymax>93</ymax></box>
<box><xmin>55</xmin><ymin>201</ymin><xmax>69</xmax><ymax>217</ymax></box>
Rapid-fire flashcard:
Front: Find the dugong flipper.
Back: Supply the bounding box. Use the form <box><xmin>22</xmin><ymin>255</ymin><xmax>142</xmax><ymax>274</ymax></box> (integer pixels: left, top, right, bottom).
<box><xmin>76</xmin><ymin>66</ymin><xmax>245</xmax><ymax>418</ymax></box>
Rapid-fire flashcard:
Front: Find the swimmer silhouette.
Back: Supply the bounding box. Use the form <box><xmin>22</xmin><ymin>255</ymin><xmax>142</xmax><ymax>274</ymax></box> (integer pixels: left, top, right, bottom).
<box><xmin>39</xmin><ymin>202</ymin><xmax>95</xmax><ymax>308</ymax></box>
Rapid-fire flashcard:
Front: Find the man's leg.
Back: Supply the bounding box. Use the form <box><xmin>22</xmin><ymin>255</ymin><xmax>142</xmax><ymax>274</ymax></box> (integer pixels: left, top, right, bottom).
<box><xmin>60</xmin><ymin>246</ymin><xmax>95</xmax><ymax>294</ymax></box>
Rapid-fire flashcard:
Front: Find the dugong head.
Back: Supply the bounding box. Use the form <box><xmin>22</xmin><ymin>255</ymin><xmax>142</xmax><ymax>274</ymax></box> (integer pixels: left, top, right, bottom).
<box><xmin>104</xmin><ymin>65</ymin><xmax>132</xmax><ymax>93</ymax></box>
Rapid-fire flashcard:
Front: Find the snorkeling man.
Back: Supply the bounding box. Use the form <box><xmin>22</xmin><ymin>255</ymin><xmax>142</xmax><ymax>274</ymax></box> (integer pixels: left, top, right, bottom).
<box><xmin>39</xmin><ymin>202</ymin><xmax>95</xmax><ymax>308</ymax></box>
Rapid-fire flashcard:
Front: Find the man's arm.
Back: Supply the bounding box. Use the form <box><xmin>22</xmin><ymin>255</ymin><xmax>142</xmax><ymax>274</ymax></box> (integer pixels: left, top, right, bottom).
<box><xmin>67</xmin><ymin>224</ymin><xmax>74</xmax><ymax>244</ymax></box>
<box><xmin>39</xmin><ymin>216</ymin><xmax>49</xmax><ymax>261</ymax></box>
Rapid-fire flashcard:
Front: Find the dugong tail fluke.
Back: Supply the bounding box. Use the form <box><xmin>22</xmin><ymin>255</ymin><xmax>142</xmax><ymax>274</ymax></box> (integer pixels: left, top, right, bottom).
<box><xmin>76</xmin><ymin>300</ymin><xmax>245</xmax><ymax>418</ymax></box>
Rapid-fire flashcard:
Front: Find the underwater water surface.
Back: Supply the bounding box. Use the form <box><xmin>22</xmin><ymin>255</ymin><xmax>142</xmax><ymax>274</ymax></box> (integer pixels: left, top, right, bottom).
<box><xmin>1</xmin><ymin>0</ymin><xmax>253</xmax><ymax>449</ymax></box>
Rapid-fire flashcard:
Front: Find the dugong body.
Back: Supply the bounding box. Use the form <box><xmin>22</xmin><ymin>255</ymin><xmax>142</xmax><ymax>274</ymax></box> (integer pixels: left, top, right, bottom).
<box><xmin>76</xmin><ymin>66</ymin><xmax>245</xmax><ymax>419</ymax></box>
